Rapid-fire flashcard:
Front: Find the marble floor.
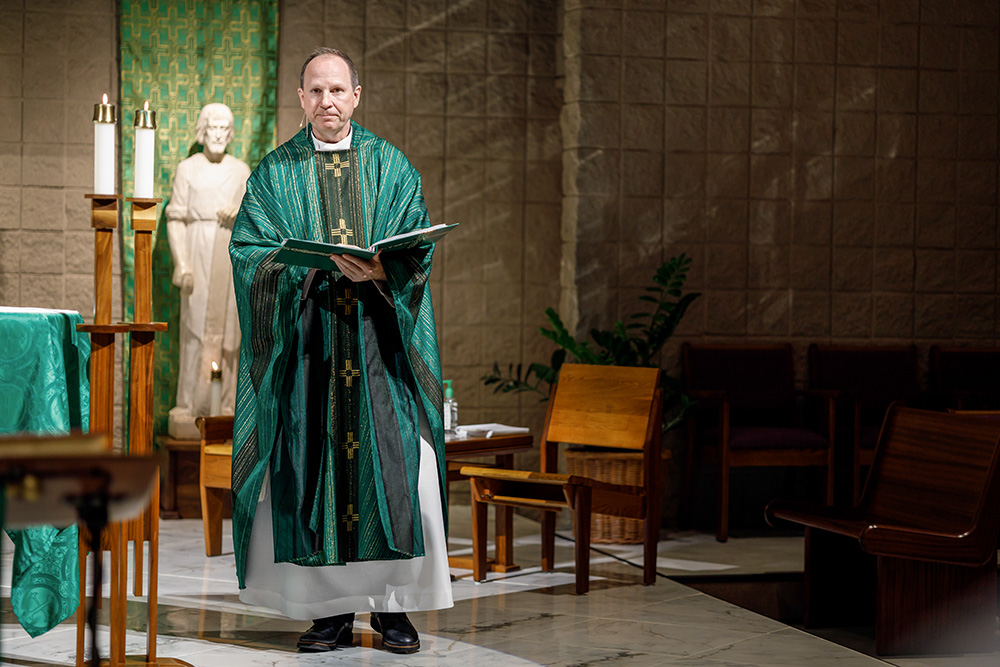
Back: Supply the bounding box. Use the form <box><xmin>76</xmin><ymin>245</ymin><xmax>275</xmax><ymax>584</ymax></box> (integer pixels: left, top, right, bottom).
<box><xmin>2</xmin><ymin>504</ymin><xmax>998</xmax><ymax>666</ymax></box>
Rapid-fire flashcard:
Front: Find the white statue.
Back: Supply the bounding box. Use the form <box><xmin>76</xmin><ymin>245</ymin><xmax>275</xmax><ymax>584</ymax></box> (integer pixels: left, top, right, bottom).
<box><xmin>166</xmin><ymin>103</ymin><xmax>250</xmax><ymax>439</ymax></box>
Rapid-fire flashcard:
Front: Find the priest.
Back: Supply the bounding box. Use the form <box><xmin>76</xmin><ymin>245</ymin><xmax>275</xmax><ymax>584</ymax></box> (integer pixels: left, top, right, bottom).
<box><xmin>228</xmin><ymin>47</ymin><xmax>452</xmax><ymax>655</ymax></box>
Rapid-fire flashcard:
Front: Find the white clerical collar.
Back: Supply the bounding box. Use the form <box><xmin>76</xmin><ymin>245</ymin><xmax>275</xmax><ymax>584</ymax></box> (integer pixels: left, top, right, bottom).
<box><xmin>311</xmin><ymin>125</ymin><xmax>352</xmax><ymax>151</ymax></box>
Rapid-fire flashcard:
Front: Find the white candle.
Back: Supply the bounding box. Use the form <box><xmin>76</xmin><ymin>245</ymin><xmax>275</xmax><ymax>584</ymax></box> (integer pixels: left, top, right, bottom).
<box><xmin>209</xmin><ymin>361</ymin><xmax>222</xmax><ymax>416</ymax></box>
<box><xmin>93</xmin><ymin>94</ymin><xmax>116</xmax><ymax>195</ymax></box>
<box><xmin>133</xmin><ymin>101</ymin><xmax>156</xmax><ymax>198</ymax></box>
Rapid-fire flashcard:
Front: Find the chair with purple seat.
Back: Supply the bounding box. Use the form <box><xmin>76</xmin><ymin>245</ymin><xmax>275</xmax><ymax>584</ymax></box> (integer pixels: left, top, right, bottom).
<box><xmin>680</xmin><ymin>342</ymin><xmax>835</xmax><ymax>542</ymax></box>
<box><xmin>808</xmin><ymin>344</ymin><xmax>921</xmax><ymax>502</ymax></box>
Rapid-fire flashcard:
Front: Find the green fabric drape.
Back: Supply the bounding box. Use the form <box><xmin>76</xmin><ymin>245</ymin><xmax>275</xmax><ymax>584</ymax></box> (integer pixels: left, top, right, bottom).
<box><xmin>119</xmin><ymin>0</ymin><xmax>278</xmax><ymax>444</ymax></box>
<box><xmin>0</xmin><ymin>308</ymin><xmax>90</xmax><ymax>637</ymax></box>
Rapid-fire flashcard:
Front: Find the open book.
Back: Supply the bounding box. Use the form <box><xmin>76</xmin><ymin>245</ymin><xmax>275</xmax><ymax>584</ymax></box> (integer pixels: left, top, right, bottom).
<box><xmin>274</xmin><ymin>223</ymin><xmax>458</xmax><ymax>269</ymax></box>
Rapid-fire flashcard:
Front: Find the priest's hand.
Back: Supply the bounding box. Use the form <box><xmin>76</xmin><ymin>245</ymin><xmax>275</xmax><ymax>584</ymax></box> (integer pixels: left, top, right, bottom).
<box><xmin>331</xmin><ymin>251</ymin><xmax>386</xmax><ymax>283</ymax></box>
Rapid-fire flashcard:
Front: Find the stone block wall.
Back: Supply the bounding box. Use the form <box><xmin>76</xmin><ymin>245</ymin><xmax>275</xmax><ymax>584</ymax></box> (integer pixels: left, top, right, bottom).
<box><xmin>562</xmin><ymin>0</ymin><xmax>1000</xmax><ymax>385</ymax></box>
<box><xmin>275</xmin><ymin>0</ymin><xmax>564</xmax><ymax>431</ymax></box>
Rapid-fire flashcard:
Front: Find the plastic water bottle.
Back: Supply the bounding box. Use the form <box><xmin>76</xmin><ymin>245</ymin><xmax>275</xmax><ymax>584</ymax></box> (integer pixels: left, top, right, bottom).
<box><xmin>443</xmin><ymin>379</ymin><xmax>458</xmax><ymax>433</ymax></box>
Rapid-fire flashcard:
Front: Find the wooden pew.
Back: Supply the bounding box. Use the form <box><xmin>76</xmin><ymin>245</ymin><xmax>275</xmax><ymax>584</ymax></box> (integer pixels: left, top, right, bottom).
<box><xmin>765</xmin><ymin>405</ymin><xmax>1000</xmax><ymax>656</ymax></box>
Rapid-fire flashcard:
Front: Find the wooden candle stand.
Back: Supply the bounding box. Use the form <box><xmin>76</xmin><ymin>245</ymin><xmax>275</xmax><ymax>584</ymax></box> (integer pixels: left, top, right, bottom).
<box><xmin>76</xmin><ymin>195</ymin><xmax>190</xmax><ymax>667</ymax></box>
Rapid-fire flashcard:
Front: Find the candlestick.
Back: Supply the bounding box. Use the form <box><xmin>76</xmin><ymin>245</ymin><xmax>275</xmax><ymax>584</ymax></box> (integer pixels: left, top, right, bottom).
<box><xmin>93</xmin><ymin>94</ymin><xmax>116</xmax><ymax>195</ymax></box>
<box><xmin>209</xmin><ymin>361</ymin><xmax>222</xmax><ymax>416</ymax></box>
<box><xmin>133</xmin><ymin>101</ymin><xmax>156</xmax><ymax>198</ymax></box>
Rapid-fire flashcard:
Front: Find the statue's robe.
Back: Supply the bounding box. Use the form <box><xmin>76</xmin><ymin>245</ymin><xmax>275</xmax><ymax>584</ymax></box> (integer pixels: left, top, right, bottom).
<box><xmin>229</xmin><ymin>123</ymin><xmax>446</xmax><ymax>590</ymax></box>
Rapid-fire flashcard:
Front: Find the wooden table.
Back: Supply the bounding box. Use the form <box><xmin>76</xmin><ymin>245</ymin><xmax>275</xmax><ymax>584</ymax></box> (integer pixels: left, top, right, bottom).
<box><xmin>445</xmin><ymin>432</ymin><xmax>533</xmax><ymax>573</ymax></box>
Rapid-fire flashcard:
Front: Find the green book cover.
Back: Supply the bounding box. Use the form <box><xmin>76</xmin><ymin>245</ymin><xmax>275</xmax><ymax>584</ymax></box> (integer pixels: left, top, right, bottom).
<box><xmin>274</xmin><ymin>223</ymin><xmax>458</xmax><ymax>270</ymax></box>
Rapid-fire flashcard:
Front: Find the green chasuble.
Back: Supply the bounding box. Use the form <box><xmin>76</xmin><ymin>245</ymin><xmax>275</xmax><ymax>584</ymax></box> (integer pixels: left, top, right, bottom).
<box><xmin>229</xmin><ymin>124</ymin><xmax>446</xmax><ymax>587</ymax></box>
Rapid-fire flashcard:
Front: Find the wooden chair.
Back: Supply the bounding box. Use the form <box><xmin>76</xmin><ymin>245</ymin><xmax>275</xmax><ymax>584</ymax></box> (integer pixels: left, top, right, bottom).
<box><xmin>681</xmin><ymin>343</ymin><xmax>835</xmax><ymax>542</ymax></box>
<box><xmin>929</xmin><ymin>345</ymin><xmax>1000</xmax><ymax>410</ymax></box>
<box><xmin>807</xmin><ymin>344</ymin><xmax>920</xmax><ymax>501</ymax></box>
<box><xmin>460</xmin><ymin>364</ymin><xmax>664</xmax><ymax>594</ymax></box>
<box><xmin>196</xmin><ymin>415</ymin><xmax>234</xmax><ymax>557</ymax></box>
<box><xmin>766</xmin><ymin>405</ymin><xmax>1000</xmax><ymax>655</ymax></box>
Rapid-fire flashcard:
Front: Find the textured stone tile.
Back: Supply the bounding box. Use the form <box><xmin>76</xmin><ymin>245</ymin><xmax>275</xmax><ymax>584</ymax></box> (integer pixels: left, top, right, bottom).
<box><xmin>833</xmin><ymin>156</ymin><xmax>874</xmax><ymax>200</ymax></box>
<box><xmin>711</xmin><ymin>0</ymin><xmax>752</xmax><ymax>15</ymax></box>
<box><xmin>914</xmin><ymin>293</ymin><xmax>954</xmax><ymax>339</ymax></box>
<box><xmin>0</xmin><ymin>98</ymin><xmax>20</xmax><ymax>143</ymax></box>
<box><xmin>747</xmin><ymin>289</ymin><xmax>789</xmax><ymax>335</ymax></box>
<box><xmin>914</xmin><ymin>248</ymin><xmax>955</xmax><ymax>292</ymax></box>
<box><xmin>577</xmin><ymin>55</ymin><xmax>621</xmax><ymax>103</ymax></box>
<box><xmin>954</xmin><ymin>295</ymin><xmax>995</xmax><ymax>338</ymax></box>
<box><xmin>872</xmin><ymin>293</ymin><xmax>913</xmax><ymax>338</ymax></box>
<box><xmin>958</xmin><ymin>116</ymin><xmax>998</xmax><ymax>160</ymax></box>
<box><xmin>666</xmin><ymin>106</ymin><xmax>706</xmax><ymax>152</ymax></box>
<box><xmin>920</xmin><ymin>71</ymin><xmax>960</xmax><ymax>114</ymax></box>
<box><xmin>873</xmin><ymin>248</ymin><xmax>914</xmax><ymax>291</ymax></box>
<box><xmin>573</xmin><ymin>195</ymin><xmax>619</xmax><ymax>243</ymax></box>
<box><xmin>0</xmin><ymin>230</ymin><xmax>19</xmax><ymax>272</ymax></box>
<box><xmin>366</xmin><ymin>0</ymin><xmax>405</xmax><ymax>28</ymax></box>
<box><xmin>880</xmin><ymin>24</ymin><xmax>918</xmax><ymax>68</ymax></box>
<box><xmin>956</xmin><ymin>205</ymin><xmax>997</xmax><ymax>249</ymax></box>
<box><xmin>959</xmin><ymin>71</ymin><xmax>999</xmax><ymax>115</ymax></box>
<box><xmin>748</xmin><ymin>245</ymin><xmax>789</xmax><ymax>289</ymax></box>
<box><xmin>667</xmin><ymin>12</ymin><xmax>709</xmax><ymax>59</ymax></box>
<box><xmin>405</xmin><ymin>72</ymin><xmax>446</xmax><ymax>114</ymax></box>
<box><xmin>750</xmin><ymin>200</ymin><xmax>791</xmax><ymax>244</ymax></box>
<box><xmin>876</xmin><ymin>158</ymin><xmax>915</xmax><ymax>202</ymax></box>
<box><xmin>920</xmin><ymin>25</ymin><xmax>961</xmax><ymax>71</ymax></box>
<box><xmin>874</xmin><ymin>204</ymin><xmax>914</xmax><ymax>247</ymax></box>
<box><xmin>794</xmin><ymin>111</ymin><xmax>834</xmax><ymax>155</ymax></box>
<box><xmin>704</xmin><ymin>290</ymin><xmax>747</xmax><ymax>335</ymax></box>
<box><xmin>407</xmin><ymin>29</ymin><xmax>447</xmax><ymax>72</ymax></box>
<box><xmin>832</xmin><ymin>247</ymin><xmax>873</xmax><ymax>292</ymax></box>
<box><xmin>793</xmin><ymin>202</ymin><xmax>831</xmax><ymax>245</ymax></box>
<box><xmin>915</xmin><ymin>159</ymin><xmax>956</xmax><ymax>204</ymax></box>
<box><xmin>19</xmin><ymin>185</ymin><xmax>64</xmax><ymax>230</ymax></box>
<box><xmin>794</xmin><ymin>155</ymin><xmax>833</xmax><ymax>201</ymax></box>
<box><xmin>751</xmin><ymin>63</ymin><xmax>792</xmax><ymax>107</ymax></box>
<box><xmin>834</xmin><ymin>112</ymin><xmax>875</xmax><ymax>156</ymax></box>
<box><xmin>0</xmin><ymin>142</ymin><xmax>22</xmax><ymax>186</ymax></box>
<box><xmin>24</xmin><ymin>10</ymin><xmax>64</xmax><ymax>57</ymax></box>
<box><xmin>832</xmin><ymin>201</ymin><xmax>874</xmax><ymax>246</ymax></box>
<box><xmin>749</xmin><ymin>154</ymin><xmax>793</xmax><ymax>198</ymax></box>
<box><xmin>831</xmin><ymin>292</ymin><xmax>872</xmax><ymax>337</ymax></box>
<box><xmin>790</xmin><ymin>245</ymin><xmax>830</xmax><ymax>290</ymax></box>
<box><xmin>20</xmin><ymin>273</ymin><xmax>63</xmax><ymax>308</ymax></box>
<box><xmin>486</xmin><ymin>159</ymin><xmax>524</xmax><ymax>202</ymax></box>
<box><xmin>707</xmin><ymin>107</ymin><xmax>749</xmax><ymax>152</ymax></box>
<box><xmin>753</xmin><ymin>17</ymin><xmax>793</xmax><ymax>62</ymax></box>
<box><xmin>577</xmin><ymin>9</ymin><xmax>621</xmax><ymax>56</ymax></box>
<box><xmin>794</xmin><ymin>19</ymin><xmax>835</xmax><ymax>64</ymax></box>
<box><xmin>917</xmin><ymin>116</ymin><xmax>957</xmax><ymax>158</ymax></box>
<box><xmin>794</xmin><ymin>64</ymin><xmax>835</xmax><ymax>109</ymax></box>
<box><xmin>706</xmin><ymin>243</ymin><xmax>747</xmax><ymax>289</ymax></box>
<box><xmin>663</xmin><ymin>198</ymin><xmax>706</xmax><ymax>244</ymax></box>
<box><xmin>709</xmin><ymin>15</ymin><xmax>749</xmax><ymax>61</ymax></box>
<box><xmin>0</xmin><ymin>185</ymin><xmax>20</xmax><ymax>229</ymax></box>
<box><xmin>625</xmin><ymin>57</ymin><xmax>664</xmax><ymax>104</ymax></box>
<box><xmin>751</xmin><ymin>108</ymin><xmax>792</xmax><ymax>153</ymax></box>
<box><xmin>0</xmin><ymin>12</ymin><xmax>22</xmax><ymax>56</ymax></box>
<box><xmin>704</xmin><ymin>153</ymin><xmax>745</xmax><ymax>198</ymax></box>
<box><xmin>880</xmin><ymin>0</ymin><xmax>919</xmax><ymax>23</ymax></box>
<box><xmin>21</xmin><ymin>143</ymin><xmax>62</xmax><ymax>187</ymax></box>
<box><xmin>957</xmin><ymin>160</ymin><xmax>998</xmax><ymax>204</ymax></box>
<box><xmin>791</xmin><ymin>290</ymin><xmax>830</xmax><ymax>336</ymax></box>
<box><xmin>709</xmin><ymin>62</ymin><xmax>750</xmax><ymax>105</ymax></box>
<box><xmin>488</xmin><ymin>0</ymin><xmax>527</xmax><ymax>33</ymax></box>
<box><xmin>666</xmin><ymin>152</ymin><xmax>707</xmax><ymax>198</ymax></box>
<box><xmin>877</xmin><ymin>114</ymin><xmax>916</xmax><ymax>158</ymax></box>
<box><xmin>67</xmin><ymin>57</ymin><xmax>113</xmax><ymax>102</ymax></box>
<box><xmin>623</xmin><ymin>151</ymin><xmax>663</xmax><ymax>197</ymax></box>
<box><xmin>877</xmin><ymin>69</ymin><xmax>917</xmax><ymax>113</ymax></box>
<box><xmin>666</xmin><ymin>60</ymin><xmax>708</xmax><ymax>104</ymax></box>
<box><xmin>526</xmin><ymin>119</ymin><xmax>561</xmax><ymax>161</ymax></box>
<box><xmin>836</xmin><ymin>66</ymin><xmax>877</xmax><ymax>111</ymax></box>
<box><xmin>20</xmin><ymin>229</ymin><xmax>62</xmax><ymax>274</ymax></box>
<box><xmin>837</xmin><ymin>21</ymin><xmax>878</xmax><ymax>66</ymax></box>
<box><xmin>961</xmin><ymin>27</ymin><xmax>999</xmax><ymax>71</ymax></box>
<box><xmin>705</xmin><ymin>199</ymin><xmax>748</xmax><ymax>240</ymax></box>
<box><xmin>956</xmin><ymin>250</ymin><xmax>995</xmax><ymax>293</ymax></box>
<box><xmin>0</xmin><ymin>55</ymin><xmax>22</xmax><ymax>98</ymax></box>
<box><xmin>915</xmin><ymin>203</ymin><xmax>955</xmax><ymax>248</ymax></box>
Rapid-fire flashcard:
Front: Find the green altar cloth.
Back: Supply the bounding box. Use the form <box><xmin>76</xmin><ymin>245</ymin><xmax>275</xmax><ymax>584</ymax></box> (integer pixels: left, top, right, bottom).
<box><xmin>0</xmin><ymin>307</ymin><xmax>90</xmax><ymax>637</ymax></box>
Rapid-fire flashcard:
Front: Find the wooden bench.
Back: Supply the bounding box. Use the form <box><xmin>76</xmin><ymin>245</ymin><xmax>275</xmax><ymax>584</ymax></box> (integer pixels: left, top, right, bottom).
<box><xmin>765</xmin><ymin>405</ymin><xmax>1000</xmax><ymax>655</ymax></box>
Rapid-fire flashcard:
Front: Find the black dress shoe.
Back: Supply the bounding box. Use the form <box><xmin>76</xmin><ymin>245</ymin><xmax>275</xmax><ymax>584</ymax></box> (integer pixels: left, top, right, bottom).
<box><xmin>297</xmin><ymin>612</ymin><xmax>355</xmax><ymax>652</ymax></box>
<box><xmin>370</xmin><ymin>612</ymin><xmax>420</xmax><ymax>654</ymax></box>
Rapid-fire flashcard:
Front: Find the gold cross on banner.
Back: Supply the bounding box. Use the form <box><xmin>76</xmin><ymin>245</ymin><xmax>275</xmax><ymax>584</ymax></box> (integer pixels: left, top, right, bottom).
<box><xmin>336</xmin><ymin>287</ymin><xmax>355</xmax><ymax>315</ymax></box>
<box><xmin>340</xmin><ymin>359</ymin><xmax>360</xmax><ymax>387</ymax></box>
<box><xmin>343</xmin><ymin>431</ymin><xmax>359</xmax><ymax>460</ymax></box>
<box><xmin>333</xmin><ymin>218</ymin><xmax>354</xmax><ymax>244</ymax></box>
<box><xmin>324</xmin><ymin>153</ymin><xmax>349</xmax><ymax>177</ymax></box>
<box><xmin>342</xmin><ymin>504</ymin><xmax>359</xmax><ymax>532</ymax></box>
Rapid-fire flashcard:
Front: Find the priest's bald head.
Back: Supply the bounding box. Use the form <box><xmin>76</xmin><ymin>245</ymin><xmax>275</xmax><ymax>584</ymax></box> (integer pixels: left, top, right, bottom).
<box><xmin>298</xmin><ymin>47</ymin><xmax>362</xmax><ymax>144</ymax></box>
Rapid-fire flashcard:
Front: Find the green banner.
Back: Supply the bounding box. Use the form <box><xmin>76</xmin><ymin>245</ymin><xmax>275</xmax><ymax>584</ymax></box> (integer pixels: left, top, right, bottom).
<box><xmin>119</xmin><ymin>0</ymin><xmax>278</xmax><ymax>445</ymax></box>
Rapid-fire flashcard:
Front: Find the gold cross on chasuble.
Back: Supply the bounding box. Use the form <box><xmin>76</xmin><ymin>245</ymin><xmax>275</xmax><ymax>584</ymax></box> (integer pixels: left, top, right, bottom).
<box><xmin>337</xmin><ymin>287</ymin><xmax>355</xmax><ymax>315</ymax></box>
<box><xmin>324</xmin><ymin>153</ymin><xmax>350</xmax><ymax>177</ymax></box>
<box><xmin>333</xmin><ymin>218</ymin><xmax>354</xmax><ymax>244</ymax></box>
<box><xmin>343</xmin><ymin>431</ymin><xmax>359</xmax><ymax>460</ymax></box>
<box><xmin>340</xmin><ymin>359</ymin><xmax>360</xmax><ymax>387</ymax></box>
<box><xmin>342</xmin><ymin>504</ymin><xmax>359</xmax><ymax>532</ymax></box>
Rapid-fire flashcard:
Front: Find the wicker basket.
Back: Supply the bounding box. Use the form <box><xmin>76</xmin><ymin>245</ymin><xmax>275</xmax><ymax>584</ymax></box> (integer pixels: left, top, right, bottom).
<box><xmin>564</xmin><ymin>447</ymin><xmax>644</xmax><ymax>544</ymax></box>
